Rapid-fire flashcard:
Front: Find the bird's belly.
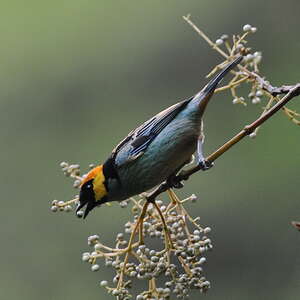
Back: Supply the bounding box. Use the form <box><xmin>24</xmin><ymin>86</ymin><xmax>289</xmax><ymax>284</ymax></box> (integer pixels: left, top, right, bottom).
<box><xmin>110</xmin><ymin>118</ymin><xmax>200</xmax><ymax>201</ymax></box>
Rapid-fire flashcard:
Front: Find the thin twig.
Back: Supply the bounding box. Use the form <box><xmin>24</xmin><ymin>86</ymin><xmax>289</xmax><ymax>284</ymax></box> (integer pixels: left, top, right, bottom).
<box><xmin>183</xmin><ymin>15</ymin><xmax>229</xmax><ymax>59</ymax></box>
<box><xmin>117</xmin><ymin>201</ymin><xmax>149</xmax><ymax>289</ymax></box>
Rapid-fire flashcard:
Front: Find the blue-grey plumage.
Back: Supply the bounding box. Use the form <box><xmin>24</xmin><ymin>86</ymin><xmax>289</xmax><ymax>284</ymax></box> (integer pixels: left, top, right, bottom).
<box><xmin>77</xmin><ymin>56</ymin><xmax>242</xmax><ymax>218</ymax></box>
<box><xmin>108</xmin><ymin>101</ymin><xmax>202</xmax><ymax>201</ymax></box>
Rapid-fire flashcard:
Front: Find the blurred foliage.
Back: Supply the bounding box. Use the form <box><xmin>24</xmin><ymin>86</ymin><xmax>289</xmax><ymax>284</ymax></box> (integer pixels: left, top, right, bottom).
<box><xmin>0</xmin><ymin>1</ymin><xmax>299</xmax><ymax>300</ymax></box>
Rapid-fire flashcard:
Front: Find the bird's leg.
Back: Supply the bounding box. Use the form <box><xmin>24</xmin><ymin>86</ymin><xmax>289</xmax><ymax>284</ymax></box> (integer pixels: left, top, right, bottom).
<box><xmin>196</xmin><ymin>121</ymin><xmax>214</xmax><ymax>171</ymax></box>
<box><xmin>197</xmin><ymin>138</ymin><xmax>214</xmax><ymax>170</ymax></box>
<box><xmin>166</xmin><ymin>158</ymin><xmax>194</xmax><ymax>189</ymax></box>
<box><xmin>167</xmin><ymin>173</ymin><xmax>184</xmax><ymax>189</ymax></box>
<box><xmin>146</xmin><ymin>181</ymin><xmax>170</xmax><ymax>203</ymax></box>
<box><xmin>171</xmin><ymin>124</ymin><xmax>214</xmax><ymax>183</ymax></box>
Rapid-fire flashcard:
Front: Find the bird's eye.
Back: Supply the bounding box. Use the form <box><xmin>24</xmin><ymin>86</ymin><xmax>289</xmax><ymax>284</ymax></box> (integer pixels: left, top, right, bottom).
<box><xmin>86</xmin><ymin>184</ymin><xmax>92</xmax><ymax>189</ymax></box>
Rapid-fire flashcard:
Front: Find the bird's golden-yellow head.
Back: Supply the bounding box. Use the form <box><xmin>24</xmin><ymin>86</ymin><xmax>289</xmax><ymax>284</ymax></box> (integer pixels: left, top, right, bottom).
<box><xmin>76</xmin><ymin>165</ymin><xmax>108</xmax><ymax>218</ymax></box>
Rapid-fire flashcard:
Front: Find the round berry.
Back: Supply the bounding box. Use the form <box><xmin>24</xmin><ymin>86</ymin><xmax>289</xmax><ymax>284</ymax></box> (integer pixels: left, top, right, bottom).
<box><xmin>243</xmin><ymin>24</ymin><xmax>252</xmax><ymax>32</ymax></box>
<box><xmin>76</xmin><ymin>211</ymin><xmax>84</xmax><ymax>218</ymax></box>
<box><xmin>215</xmin><ymin>39</ymin><xmax>223</xmax><ymax>46</ymax></box>
<box><xmin>100</xmin><ymin>280</ymin><xmax>108</xmax><ymax>287</ymax></box>
<box><xmin>51</xmin><ymin>206</ymin><xmax>58</xmax><ymax>212</ymax></box>
<box><xmin>91</xmin><ymin>264</ymin><xmax>99</xmax><ymax>272</ymax></box>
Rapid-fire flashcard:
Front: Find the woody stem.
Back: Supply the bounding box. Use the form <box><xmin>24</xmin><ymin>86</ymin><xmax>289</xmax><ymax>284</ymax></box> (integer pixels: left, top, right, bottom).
<box><xmin>146</xmin><ymin>84</ymin><xmax>300</xmax><ymax>200</ymax></box>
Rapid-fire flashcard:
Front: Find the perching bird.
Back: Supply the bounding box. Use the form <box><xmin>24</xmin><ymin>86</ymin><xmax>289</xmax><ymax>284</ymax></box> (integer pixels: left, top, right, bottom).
<box><xmin>77</xmin><ymin>56</ymin><xmax>242</xmax><ymax>218</ymax></box>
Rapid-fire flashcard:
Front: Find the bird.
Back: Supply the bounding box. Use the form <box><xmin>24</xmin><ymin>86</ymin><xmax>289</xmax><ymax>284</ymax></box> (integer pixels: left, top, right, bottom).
<box><xmin>76</xmin><ymin>56</ymin><xmax>242</xmax><ymax>218</ymax></box>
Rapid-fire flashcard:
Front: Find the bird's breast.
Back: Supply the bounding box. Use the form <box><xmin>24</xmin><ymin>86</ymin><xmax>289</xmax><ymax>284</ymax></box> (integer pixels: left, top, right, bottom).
<box><xmin>107</xmin><ymin>112</ymin><xmax>201</xmax><ymax>201</ymax></box>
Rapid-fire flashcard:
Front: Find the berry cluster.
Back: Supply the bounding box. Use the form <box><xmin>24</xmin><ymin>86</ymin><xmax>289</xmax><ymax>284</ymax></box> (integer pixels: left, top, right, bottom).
<box><xmin>50</xmin><ymin>162</ymin><xmax>131</xmax><ymax>216</ymax></box>
<box><xmin>187</xmin><ymin>18</ymin><xmax>300</xmax><ymax>137</ymax></box>
<box><xmin>50</xmin><ymin>162</ymin><xmax>83</xmax><ymax>214</ymax></box>
<box><xmin>50</xmin><ymin>162</ymin><xmax>213</xmax><ymax>299</ymax></box>
<box><xmin>81</xmin><ymin>192</ymin><xmax>213</xmax><ymax>299</ymax></box>
<box><xmin>50</xmin><ymin>19</ymin><xmax>300</xmax><ymax>300</ymax></box>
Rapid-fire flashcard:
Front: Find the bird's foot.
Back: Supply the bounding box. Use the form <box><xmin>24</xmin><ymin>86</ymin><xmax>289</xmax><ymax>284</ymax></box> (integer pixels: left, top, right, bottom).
<box><xmin>198</xmin><ymin>160</ymin><xmax>214</xmax><ymax>171</ymax></box>
<box><xmin>167</xmin><ymin>176</ymin><xmax>184</xmax><ymax>189</ymax></box>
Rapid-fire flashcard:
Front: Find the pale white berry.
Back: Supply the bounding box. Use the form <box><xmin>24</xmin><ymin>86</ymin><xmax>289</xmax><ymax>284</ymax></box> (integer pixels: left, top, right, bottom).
<box><xmin>236</xmin><ymin>43</ymin><xmax>243</xmax><ymax>50</ymax></box>
<box><xmin>199</xmin><ymin>257</ymin><xmax>207</xmax><ymax>264</ymax></box>
<box><xmin>243</xmin><ymin>24</ymin><xmax>252</xmax><ymax>32</ymax></box>
<box><xmin>60</xmin><ymin>161</ymin><xmax>68</xmax><ymax>168</ymax></box>
<box><xmin>82</xmin><ymin>253</ymin><xmax>90</xmax><ymax>262</ymax></box>
<box><xmin>94</xmin><ymin>243</ymin><xmax>102</xmax><ymax>251</ymax></box>
<box><xmin>51</xmin><ymin>206</ymin><xmax>58</xmax><ymax>212</ymax></box>
<box><xmin>203</xmin><ymin>227</ymin><xmax>211</xmax><ymax>234</ymax></box>
<box><xmin>76</xmin><ymin>211</ymin><xmax>84</xmax><ymax>218</ymax></box>
<box><xmin>64</xmin><ymin>205</ymin><xmax>72</xmax><ymax>212</ymax></box>
<box><xmin>220</xmin><ymin>34</ymin><xmax>229</xmax><ymax>41</ymax></box>
<box><xmin>244</xmin><ymin>54</ymin><xmax>254</xmax><ymax>63</ymax></box>
<box><xmin>256</xmin><ymin>90</ymin><xmax>263</xmax><ymax>97</ymax></box>
<box><xmin>100</xmin><ymin>280</ymin><xmax>108</xmax><ymax>287</ymax></box>
<box><xmin>119</xmin><ymin>201</ymin><xmax>128</xmax><ymax>208</ymax></box>
<box><xmin>252</xmin><ymin>97</ymin><xmax>261</xmax><ymax>104</ymax></box>
<box><xmin>112</xmin><ymin>289</ymin><xmax>120</xmax><ymax>296</ymax></box>
<box><xmin>232</xmin><ymin>98</ymin><xmax>239</xmax><ymax>104</ymax></box>
<box><xmin>215</xmin><ymin>39</ymin><xmax>223</xmax><ymax>46</ymax></box>
<box><xmin>248</xmin><ymin>92</ymin><xmax>255</xmax><ymax>98</ymax></box>
<box><xmin>73</xmin><ymin>179</ymin><xmax>81</xmax><ymax>188</ymax></box>
<box><xmin>190</xmin><ymin>194</ymin><xmax>197</xmax><ymax>202</ymax></box>
<box><xmin>91</xmin><ymin>264</ymin><xmax>100</xmax><ymax>272</ymax></box>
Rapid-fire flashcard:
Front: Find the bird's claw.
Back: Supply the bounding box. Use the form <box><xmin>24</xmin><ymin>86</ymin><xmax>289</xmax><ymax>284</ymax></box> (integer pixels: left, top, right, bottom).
<box><xmin>167</xmin><ymin>176</ymin><xmax>184</xmax><ymax>189</ymax></box>
<box><xmin>199</xmin><ymin>160</ymin><xmax>214</xmax><ymax>171</ymax></box>
<box><xmin>172</xmin><ymin>180</ymin><xmax>184</xmax><ymax>189</ymax></box>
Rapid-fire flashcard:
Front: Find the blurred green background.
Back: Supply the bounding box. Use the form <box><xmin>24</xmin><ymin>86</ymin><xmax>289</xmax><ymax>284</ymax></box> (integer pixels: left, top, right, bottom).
<box><xmin>1</xmin><ymin>1</ymin><xmax>299</xmax><ymax>299</ymax></box>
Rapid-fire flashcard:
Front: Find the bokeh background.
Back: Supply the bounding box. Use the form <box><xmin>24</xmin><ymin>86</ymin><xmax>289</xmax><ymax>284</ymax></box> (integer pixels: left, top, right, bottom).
<box><xmin>1</xmin><ymin>1</ymin><xmax>299</xmax><ymax>300</ymax></box>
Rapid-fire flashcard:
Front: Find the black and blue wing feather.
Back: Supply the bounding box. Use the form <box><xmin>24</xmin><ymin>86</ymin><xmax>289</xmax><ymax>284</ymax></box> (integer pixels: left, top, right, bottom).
<box><xmin>114</xmin><ymin>98</ymin><xmax>191</xmax><ymax>161</ymax></box>
<box><xmin>102</xmin><ymin>98</ymin><xmax>192</xmax><ymax>182</ymax></box>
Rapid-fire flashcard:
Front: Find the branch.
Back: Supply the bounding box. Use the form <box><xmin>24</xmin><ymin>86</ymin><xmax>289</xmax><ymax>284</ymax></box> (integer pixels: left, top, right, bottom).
<box><xmin>242</xmin><ymin>68</ymin><xmax>296</xmax><ymax>97</ymax></box>
<box><xmin>251</xmin><ymin>76</ymin><xmax>295</xmax><ymax>97</ymax></box>
<box><xmin>292</xmin><ymin>221</ymin><xmax>300</xmax><ymax>231</ymax></box>
<box><xmin>145</xmin><ymin>16</ymin><xmax>300</xmax><ymax>202</ymax></box>
<box><xmin>182</xmin><ymin>15</ymin><xmax>229</xmax><ymax>59</ymax></box>
<box><xmin>51</xmin><ymin>17</ymin><xmax>300</xmax><ymax>299</ymax></box>
<box><xmin>182</xmin><ymin>15</ymin><xmax>300</xmax><ymax>125</ymax></box>
<box><xmin>146</xmin><ymin>84</ymin><xmax>300</xmax><ymax>201</ymax></box>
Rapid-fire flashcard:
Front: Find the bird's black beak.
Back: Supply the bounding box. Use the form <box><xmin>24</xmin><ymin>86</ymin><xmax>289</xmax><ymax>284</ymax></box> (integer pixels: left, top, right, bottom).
<box><xmin>76</xmin><ymin>179</ymin><xmax>109</xmax><ymax>219</ymax></box>
<box><xmin>195</xmin><ymin>56</ymin><xmax>243</xmax><ymax>113</ymax></box>
<box><xmin>203</xmin><ymin>56</ymin><xmax>243</xmax><ymax>94</ymax></box>
<box><xmin>76</xmin><ymin>199</ymin><xmax>97</xmax><ymax>219</ymax></box>
<box><xmin>76</xmin><ymin>179</ymin><xmax>97</xmax><ymax>219</ymax></box>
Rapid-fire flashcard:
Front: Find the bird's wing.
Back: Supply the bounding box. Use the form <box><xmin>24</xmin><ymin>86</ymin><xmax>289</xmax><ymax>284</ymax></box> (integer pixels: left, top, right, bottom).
<box><xmin>111</xmin><ymin>98</ymin><xmax>191</xmax><ymax>164</ymax></box>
